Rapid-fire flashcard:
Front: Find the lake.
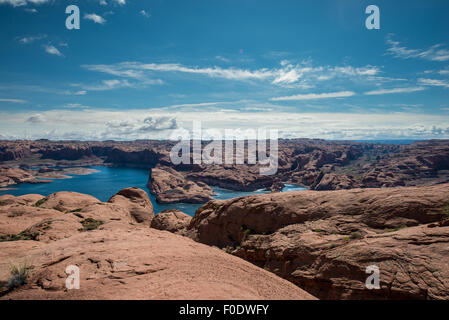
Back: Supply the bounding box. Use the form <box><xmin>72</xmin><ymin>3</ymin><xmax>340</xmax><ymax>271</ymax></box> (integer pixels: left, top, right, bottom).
<box><xmin>0</xmin><ymin>166</ymin><xmax>306</xmax><ymax>216</ymax></box>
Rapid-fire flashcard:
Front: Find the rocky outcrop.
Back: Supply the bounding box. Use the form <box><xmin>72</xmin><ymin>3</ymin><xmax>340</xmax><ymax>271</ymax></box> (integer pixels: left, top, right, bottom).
<box><xmin>40</xmin><ymin>145</ymin><xmax>95</xmax><ymax>161</ymax></box>
<box><xmin>0</xmin><ymin>189</ymin><xmax>152</xmax><ymax>243</ymax></box>
<box><xmin>2</xmin><ymin>139</ymin><xmax>449</xmax><ymax>202</ymax></box>
<box><xmin>0</xmin><ymin>189</ymin><xmax>314</xmax><ymax>300</ymax></box>
<box><xmin>310</xmin><ymin>173</ymin><xmax>356</xmax><ymax>190</ymax></box>
<box><xmin>268</xmin><ymin>178</ymin><xmax>285</xmax><ymax>193</ymax></box>
<box><xmin>187</xmin><ymin>165</ymin><xmax>274</xmax><ymax>191</ymax></box>
<box><xmin>37</xmin><ymin>191</ymin><xmax>101</xmax><ymax>212</ymax></box>
<box><xmin>151</xmin><ymin>209</ymin><xmax>192</xmax><ymax>234</ymax></box>
<box><xmin>186</xmin><ymin>184</ymin><xmax>449</xmax><ymax>299</ymax></box>
<box><xmin>0</xmin><ymin>167</ymin><xmax>50</xmax><ymax>188</ymax></box>
<box><xmin>148</xmin><ymin>166</ymin><xmax>215</xmax><ymax>204</ymax></box>
<box><xmin>108</xmin><ymin>187</ymin><xmax>154</xmax><ymax>224</ymax></box>
<box><xmin>236</xmin><ymin>223</ymin><xmax>449</xmax><ymax>300</ymax></box>
<box><xmin>0</xmin><ymin>143</ymin><xmax>31</xmax><ymax>161</ymax></box>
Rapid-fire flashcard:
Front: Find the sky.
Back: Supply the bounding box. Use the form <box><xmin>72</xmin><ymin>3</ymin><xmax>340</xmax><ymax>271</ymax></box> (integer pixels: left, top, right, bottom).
<box><xmin>0</xmin><ymin>0</ymin><xmax>449</xmax><ymax>140</ymax></box>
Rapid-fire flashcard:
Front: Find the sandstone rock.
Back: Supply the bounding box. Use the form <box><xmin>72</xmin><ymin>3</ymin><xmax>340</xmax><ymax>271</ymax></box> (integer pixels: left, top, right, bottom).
<box><xmin>187</xmin><ymin>165</ymin><xmax>273</xmax><ymax>192</ymax></box>
<box><xmin>311</xmin><ymin>173</ymin><xmax>356</xmax><ymax>190</ymax></box>
<box><xmin>38</xmin><ymin>166</ymin><xmax>53</xmax><ymax>173</ymax></box>
<box><xmin>108</xmin><ymin>187</ymin><xmax>154</xmax><ymax>224</ymax></box>
<box><xmin>268</xmin><ymin>178</ymin><xmax>285</xmax><ymax>193</ymax></box>
<box><xmin>0</xmin><ymin>143</ymin><xmax>31</xmax><ymax>161</ymax></box>
<box><xmin>38</xmin><ymin>191</ymin><xmax>101</xmax><ymax>212</ymax></box>
<box><xmin>2</xmin><ymin>139</ymin><xmax>449</xmax><ymax>194</ymax></box>
<box><xmin>236</xmin><ymin>223</ymin><xmax>449</xmax><ymax>300</ymax></box>
<box><xmin>0</xmin><ymin>191</ymin><xmax>314</xmax><ymax>300</ymax></box>
<box><xmin>148</xmin><ymin>166</ymin><xmax>214</xmax><ymax>204</ymax></box>
<box><xmin>151</xmin><ymin>210</ymin><xmax>192</xmax><ymax>234</ymax></box>
<box><xmin>0</xmin><ymin>167</ymin><xmax>36</xmax><ymax>187</ymax></box>
<box><xmin>187</xmin><ymin>184</ymin><xmax>449</xmax><ymax>299</ymax></box>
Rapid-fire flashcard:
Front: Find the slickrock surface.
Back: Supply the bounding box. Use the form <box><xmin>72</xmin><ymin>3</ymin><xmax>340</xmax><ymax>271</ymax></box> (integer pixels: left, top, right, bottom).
<box><xmin>148</xmin><ymin>166</ymin><xmax>215</xmax><ymax>203</ymax></box>
<box><xmin>0</xmin><ymin>189</ymin><xmax>315</xmax><ymax>300</ymax></box>
<box><xmin>108</xmin><ymin>187</ymin><xmax>154</xmax><ymax>224</ymax></box>
<box><xmin>185</xmin><ymin>184</ymin><xmax>449</xmax><ymax>300</ymax></box>
<box><xmin>151</xmin><ymin>209</ymin><xmax>192</xmax><ymax>234</ymax></box>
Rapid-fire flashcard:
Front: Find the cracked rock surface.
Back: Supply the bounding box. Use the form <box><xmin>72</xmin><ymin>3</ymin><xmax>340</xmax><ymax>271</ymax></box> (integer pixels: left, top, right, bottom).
<box><xmin>0</xmin><ymin>188</ymin><xmax>314</xmax><ymax>300</ymax></box>
<box><xmin>185</xmin><ymin>183</ymin><xmax>449</xmax><ymax>299</ymax></box>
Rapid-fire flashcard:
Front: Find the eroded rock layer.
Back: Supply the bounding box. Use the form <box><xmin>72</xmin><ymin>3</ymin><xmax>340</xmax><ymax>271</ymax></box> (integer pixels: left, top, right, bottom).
<box><xmin>0</xmin><ymin>188</ymin><xmax>314</xmax><ymax>300</ymax></box>
<box><xmin>185</xmin><ymin>184</ymin><xmax>449</xmax><ymax>300</ymax></box>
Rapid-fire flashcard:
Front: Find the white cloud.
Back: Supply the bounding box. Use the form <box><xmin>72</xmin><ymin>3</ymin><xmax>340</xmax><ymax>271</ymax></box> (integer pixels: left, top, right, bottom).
<box><xmin>18</xmin><ymin>34</ymin><xmax>46</xmax><ymax>44</ymax></box>
<box><xmin>3</xmin><ymin>109</ymin><xmax>449</xmax><ymax>140</ymax></box>
<box><xmin>82</xmin><ymin>61</ymin><xmax>382</xmax><ymax>88</ymax></box>
<box><xmin>139</xmin><ymin>62</ymin><xmax>274</xmax><ymax>80</ymax></box>
<box><xmin>0</xmin><ymin>98</ymin><xmax>27</xmax><ymax>103</ymax></box>
<box><xmin>270</xmin><ymin>91</ymin><xmax>355</xmax><ymax>101</ymax></box>
<box><xmin>114</xmin><ymin>0</ymin><xmax>126</xmax><ymax>5</ymax></box>
<box><xmin>0</xmin><ymin>0</ymin><xmax>50</xmax><ymax>6</ymax></box>
<box><xmin>82</xmin><ymin>64</ymin><xmax>144</xmax><ymax>79</ymax></box>
<box><xmin>272</xmin><ymin>68</ymin><xmax>302</xmax><ymax>84</ymax></box>
<box><xmin>140</xmin><ymin>10</ymin><xmax>150</xmax><ymax>18</ymax></box>
<box><xmin>364</xmin><ymin>87</ymin><xmax>426</xmax><ymax>95</ymax></box>
<box><xmin>386</xmin><ymin>35</ymin><xmax>449</xmax><ymax>62</ymax></box>
<box><xmin>44</xmin><ymin>45</ymin><xmax>63</xmax><ymax>57</ymax></box>
<box><xmin>81</xmin><ymin>79</ymin><xmax>132</xmax><ymax>91</ymax></box>
<box><xmin>84</xmin><ymin>13</ymin><xmax>106</xmax><ymax>24</ymax></box>
<box><xmin>99</xmin><ymin>0</ymin><xmax>107</xmax><ymax>5</ymax></box>
<box><xmin>215</xmin><ymin>56</ymin><xmax>230</xmax><ymax>63</ymax></box>
<box><xmin>418</xmin><ymin>78</ymin><xmax>449</xmax><ymax>88</ymax></box>
<box><xmin>106</xmin><ymin>117</ymin><xmax>178</xmax><ymax>136</ymax></box>
<box><xmin>26</xmin><ymin>114</ymin><xmax>45</xmax><ymax>123</ymax></box>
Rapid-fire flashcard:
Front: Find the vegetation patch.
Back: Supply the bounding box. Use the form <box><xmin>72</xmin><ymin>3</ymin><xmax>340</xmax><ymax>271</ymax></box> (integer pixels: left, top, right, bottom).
<box><xmin>68</xmin><ymin>208</ymin><xmax>82</xmax><ymax>213</ymax></box>
<box><xmin>33</xmin><ymin>197</ymin><xmax>48</xmax><ymax>207</ymax></box>
<box><xmin>442</xmin><ymin>202</ymin><xmax>449</xmax><ymax>217</ymax></box>
<box><xmin>350</xmin><ymin>232</ymin><xmax>363</xmax><ymax>239</ymax></box>
<box><xmin>78</xmin><ymin>218</ymin><xmax>104</xmax><ymax>232</ymax></box>
<box><xmin>384</xmin><ymin>225</ymin><xmax>406</xmax><ymax>233</ymax></box>
<box><xmin>0</xmin><ymin>261</ymin><xmax>33</xmax><ymax>295</ymax></box>
<box><xmin>39</xmin><ymin>220</ymin><xmax>52</xmax><ymax>231</ymax></box>
<box><xmin>240</xmin><ymin>226</ymin><xmax>254</xmax><ymax>241</ymax></box>
<box><xmin>207</xmin><ymin>202</ymin><xmax>224</xmax><ymax>211</ymax></box>
<box><xmin>0</xmin><ymin>229</ymin><xmax>39</xmax><ymax>242</ymax></box>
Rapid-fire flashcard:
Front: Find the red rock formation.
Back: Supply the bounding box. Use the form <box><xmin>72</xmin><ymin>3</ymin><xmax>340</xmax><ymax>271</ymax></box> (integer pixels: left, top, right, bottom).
<box><xmin>2</xmin><ymin>139</ymin><xmax>449</xmax><ymax>201</ymax></box>
<box><xmin>0</xmin><ymin>167</ymin><xmax>50</xmax><ymax>187</ymax></box>
<box><xmin>186</xmin><ymin>184</ymin><xmax>449</xmax><ymax>299</ymax></box>
<box><xmin>151</xmin><ymin>209</ymin><xmax>192</xmax><ymax>234</ymax></box>
<box><xmin>0</xmin><ymin>189</ymin><xmax>314</xmax><ymax>300</ymax></box>
<box><xmin>108</xmin><ymin>187</ymin><xmax>154</xmax><ymax>224</ymax></box>
<box><xmin>148</xmin><ymin>166</ymin><xmax>215</xmax><ymax>203</ymax></box>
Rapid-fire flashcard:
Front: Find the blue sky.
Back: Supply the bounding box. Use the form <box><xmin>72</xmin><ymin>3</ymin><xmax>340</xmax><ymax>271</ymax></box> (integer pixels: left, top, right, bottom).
<box><xmin>0</xmin><ymin>0</ymin><xmax>449</xmax><ymax>140</ymax></box>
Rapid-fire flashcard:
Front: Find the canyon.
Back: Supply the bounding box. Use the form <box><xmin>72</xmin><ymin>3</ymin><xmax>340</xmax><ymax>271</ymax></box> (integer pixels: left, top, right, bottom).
<box><xmin>1</xmin><ymin>139</ymin><xmax>449</xmax><ymax>203</ymax></box>
<box><xmin>1</xmin><ymin>139</ymin><xmax>449</xmax><ymax>299</ymax></box>
<box><xmin>0</xmin><ymin>188</ymin><xmax>314</xmax><ymax>300</ymax></box>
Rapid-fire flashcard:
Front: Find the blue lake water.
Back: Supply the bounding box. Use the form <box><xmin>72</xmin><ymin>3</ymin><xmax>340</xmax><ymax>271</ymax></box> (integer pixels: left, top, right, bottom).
<box><xmin>0</xmin><ymin>166</ymin><xmax>306</xmax><ymax>216</ymax></box>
